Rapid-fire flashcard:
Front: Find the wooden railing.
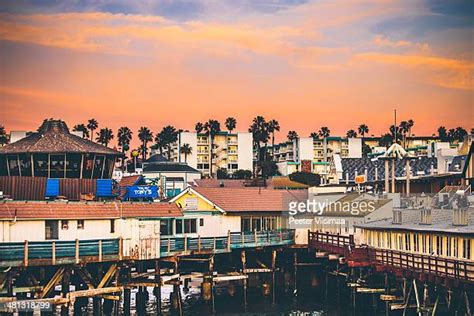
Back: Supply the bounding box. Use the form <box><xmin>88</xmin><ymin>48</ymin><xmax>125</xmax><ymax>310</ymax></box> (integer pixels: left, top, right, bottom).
<box><xmin>370</xmin><ymin>248</ymin><xmax>474</xmax><ymax>283</ymax></box>
<box><xmin>308</xmin><ymin>231</ymin><xmax>474</xmax><ymax>283</ymax></box>
<box><xmin>0</xmin><ymin>238</ymin><xmax>121</xmax><ymax>267</ymax></box>
<box><xmin>160</xmin><ymin>229</ymin><xmax>295</xmax><ymax>257</ymax></box>
<box><xmin>308</xmin><ymin>231</ymin><xmax>355</xmax><ymax>256</ymax></box>
<box><xmin>0</xmin><ymin>229</ymin><xmax>295</xmax><ymax>266</ymax></box>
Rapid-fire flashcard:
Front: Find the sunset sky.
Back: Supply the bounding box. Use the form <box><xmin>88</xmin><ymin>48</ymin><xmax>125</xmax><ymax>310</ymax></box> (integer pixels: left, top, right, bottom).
<box><xmin>0</xmin><ymin>0</ymin><xmax>472</xmax><ymax>147</ymax></box>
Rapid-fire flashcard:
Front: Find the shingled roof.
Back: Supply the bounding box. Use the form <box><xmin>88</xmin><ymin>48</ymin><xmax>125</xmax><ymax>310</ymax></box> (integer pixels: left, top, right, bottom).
<box><xmin>0</xmin><ymin>201</ymin><xmax>182</xmax><ymax>220</ymax></box>
<box><xmin>341</xmin><ymin>156</ymin><xmax>437</xmax><ymax>182</ymax></box>
<box><xmin>181</xmin><ymin>187</ymin><xmax>308</xmax><ymax>213</ymax></box>
<box><xmin>0</xmin><ymin>120</ymin><xmax>122</xmax><ymax>156</ymax></box>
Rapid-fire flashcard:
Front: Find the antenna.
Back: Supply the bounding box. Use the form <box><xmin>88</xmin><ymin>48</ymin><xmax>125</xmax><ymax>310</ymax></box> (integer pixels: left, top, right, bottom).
<box><xmin>394</xmin><ymin>109</ymin><xmax>397</xmax><ymax>144</ymax></box>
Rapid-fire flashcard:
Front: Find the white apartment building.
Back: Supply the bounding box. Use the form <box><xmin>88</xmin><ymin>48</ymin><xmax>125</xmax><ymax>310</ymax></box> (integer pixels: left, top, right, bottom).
<box><xmin>171</xmin><ymin>132</ymin><xmax>253</xmax><ymax>177</ymax></box>
<box><xmin>273</xmin><ymin>137</ymin><xmax>362</xmax><ymax>176</ymax></box>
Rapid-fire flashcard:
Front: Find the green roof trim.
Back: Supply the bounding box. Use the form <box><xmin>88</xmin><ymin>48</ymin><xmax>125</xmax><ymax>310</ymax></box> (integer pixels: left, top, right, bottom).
<box><xmin>312</xmin><ymin>161</ymin><xmax>330</xmax><ymax>165</ymax></box>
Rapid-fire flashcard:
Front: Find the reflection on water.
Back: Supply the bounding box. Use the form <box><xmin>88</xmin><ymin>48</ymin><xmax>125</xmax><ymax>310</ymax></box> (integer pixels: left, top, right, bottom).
<box><xmin>125</xmin><ymin>281</ymin><xmax>346</xmax><ymax>315</ymax></box>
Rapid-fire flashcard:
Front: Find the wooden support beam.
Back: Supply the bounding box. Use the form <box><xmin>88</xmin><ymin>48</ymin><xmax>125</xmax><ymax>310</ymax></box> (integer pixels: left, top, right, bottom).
<box><xmin>40</xmin><ymin>267</ymin><xmax>65</xmax><ymax>299</ymax></box>
<box><xmin>68</xmin><ymin>286</ymin><xmax>123</xmax><ymax>300</ymax></box>
<box><xmin>97</xmin><ymin>264</ymin><xmax>117</xmax><ymax>289</ymax></box>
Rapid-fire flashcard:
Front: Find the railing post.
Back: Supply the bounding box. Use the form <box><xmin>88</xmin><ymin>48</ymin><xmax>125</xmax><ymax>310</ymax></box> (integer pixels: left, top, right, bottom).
<box><xmin>254</xmin><ymin>229</ymin><xmax>258</xmax><ymax>246</ymax></box>
<box><xmin>119</xmin><ymin>237</ymin><xmax>123</xmax><ymax>260</ymax></box>
<box><xmin>167</xmin><ymin>237</ymin><xmax>171</xmax><ymax>253</ymax></box>
<box><xmin>198</xmin><ymin>235</ymin><xmax>201</xmax><ymax>252</ymax></box>
<box><xmin>184</xmin><ymin>235</ymin><xmax>188</xmax><ymax>253</ymax></box>
<box><xmin>242</xmin><ymin>231</ymin><xmax>245</xmax><ymax>247</ymax></box>
<box><xmin>75</xmin><ymin>239</ymin><xmax>79</xmax><ymax>264</ymax></box>
<box><xmin>99</xmin><ymin>240</ymin><xmax>103</xmax><ymax>262</ymax></box>
<box><xmin>227</xmin><ymin>230</ymin><xmax>231</xmax><ymax>251</ymax></box>
<box><xmin>24</xmin><ymin>240</ymin><xmax>28</xmax><ymax>267</ymax></box>
<box><xmin>280</xmin><ymin>230</ymin><xmax>283</xmax><ymax>243</ymax></box>
<box><xmin>52</xmin><ymin>241</ymin><xmax>56</xmax><ymax>265</ymax></box>
<box><xmin>213</xmin><ymin>236</ymin><xmax>217</xmax><ymax>252</ymax></box>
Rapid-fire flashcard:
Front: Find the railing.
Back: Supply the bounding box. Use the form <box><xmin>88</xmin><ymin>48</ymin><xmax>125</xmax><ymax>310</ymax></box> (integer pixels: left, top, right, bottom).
<box><xmin>370</xmin><ymin>248</ymin><xmax>474</xmax><ymax>283</ymax></box>
<box><xmin>308</xmin><ymin>231</ymin><xmax>355</xmax><ymax>256</ymax></box>
<box><xmin>0</xmin><ymin>238</ymin><xmax>120</xmax><ymax>267</ymax></box>
<box><xmin>308</xmin><ymin>231</ymin><xmax>474</xmax><ymax>283</ymax></box>
<box><xmin>0</xmin><ymin>230</ymin><xmax>295</xmax><ymax>266</ymax></box>
<box><xmin>160</xmin><ymin>229</ymin><xmax>295</xmax><ymax>257</ymax></box>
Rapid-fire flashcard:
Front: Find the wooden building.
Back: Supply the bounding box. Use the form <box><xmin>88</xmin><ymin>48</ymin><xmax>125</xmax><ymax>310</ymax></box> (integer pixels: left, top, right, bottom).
<box><xmin>0</xmin><ymin>119</ymin><xmax>122</xmax><ymax>179</ymax></box>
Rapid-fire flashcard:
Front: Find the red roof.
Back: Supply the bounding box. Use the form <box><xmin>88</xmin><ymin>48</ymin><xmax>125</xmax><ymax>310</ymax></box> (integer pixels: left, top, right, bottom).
<box><xmin>193</xmin><ymin>179</ymin><xmax>247</xmax><ymax>188</ymax></box>
<box><xmin>191</xmin><ymin>187</ymin><xmax>308</xmax><ymax>212</ymax></box>
<box><xmin>0</xmin><ymin>201</ymin><xmax>182</xmax><ymax>220</ymax></box>
<box><xmin>119</xmin><ymin>175</ymin><xmax>143</xmax><ymax>187</ymax></box>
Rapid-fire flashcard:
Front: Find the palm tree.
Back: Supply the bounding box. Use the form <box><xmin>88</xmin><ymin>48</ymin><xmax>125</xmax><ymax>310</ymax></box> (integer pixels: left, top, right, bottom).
<box><xmin>138</xmin><ymin>127</ymin><xmax>153</xmax><ymax>160</ymax></box>
<box><xmin>287</xmin><ymin>130</ymin><xmax>298</xmax><ymax>141</ymax></box>
<box><xmin>87</xmin><ymin>119</ymin><xmax>99</xmax><ymax>141</ymax></box>
<box><xmin>407</xmin><ymin>119</ymin><xmax>414</xmax><ymax>138</ymax></box>
<box><xmin>267</xmin><ymin>119</ymin><xmax>280</xmax><ymax>157</ymax></box>
<box><xmin>180</xmin><ymin>143</ymin><xmax>193</xmax><ymax>163</ymax></box>
<box><xmin>153</xmin><ymin>134</ymin><xmax>164</xmax><ymax>155</ymax></box>
<box><xmin>318</xmin><ymin>126</ymin><xmax>330</xmax><ymax>138</ymax></box>
<box><xmin>0</xmin><ymin>125</ymin><xmax>7</xmax><ymax>146</ymax></box>
<box><xmin>158</xmin><ymin>125</ymin><xmax>179</xmax><ymax>160</ymax></box>
<box><xmin>72</xmin><ymin>124</ymin><xmax>90</xmax><ymax>139</ymax></box>
<box><xmin>438</xmin><ymin>126</ymin><xmax>448</xmax><ymax>141</ymax></box>
<box><xmin>195</xmin><ymin>122</ymin><xmax>204</xmax><ymax>134</ymax></box>
<box><xmin>448</xmin><ymin>128</ymin><xmax>456</xmax><ymax>142</ymax></box>
<box><xmin>117</xmin><ymin>127</ymin><xmax>132</xmax><ymax>170</ymax></box>
<box><xmin>399</xmin><ymin>121</ymin><xmax>410</xmax><ymax>147</ymax></box>
<box><xmin>248</xmin><ymin>116</ymin><xmax>269</xmax><ymax>164</ymax></box>
<box><xmin>204</xmin><ymin>119</ymin><xmax>221</xmax><ymax>176</ymax></box>
<box><xmin>454</xmin><ymin>127</ymin><xmax>468</xmax><ymax>142</ymax></box>
<box><xmin>225</xmin><ymin>117</ymin><xmax>237</xmax><ymax>132</ymax></box>
<box><xmin>358</xmin><ymin>124</ymin><xmax>369</xmax><ymax>138</ymax></box>
<box><xmin>96</xmin><ymin>128</ymin><xmax>114</xmax><ymax>146</ymax></box>
<box><xmin>389</xmin><ymin>125</ymin><xmax>402</xmax><ymax>143</ymax></box>
<box><xmin>310</xmin><ymin>132</ymin><xmax>319</xmax><ymax>140</ymax></box>
<box><xmin>346</xmin><ymin>130</ymin><xmax>357</xmax><ymax>138</ymax></box>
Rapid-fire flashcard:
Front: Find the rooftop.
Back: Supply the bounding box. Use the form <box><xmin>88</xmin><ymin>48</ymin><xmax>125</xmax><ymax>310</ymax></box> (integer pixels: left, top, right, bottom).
<box><xmin>0</xmin><ymin>119</ymin><xmax>122</xmax><ymax>156</ymax></box>
<box><xmin>0</xmin><ymin>200</ymin><xmax>182</xmax><ymax>220</ymax></box>
<box><xmin>183</xmin><ymin>187</ymin><xmax>308</xmax><ymax>213</ymax></box>
<box><xmin>356</xmin><ymin>208</ymin><xmax>474</xmax><ymax>235</ymax></box>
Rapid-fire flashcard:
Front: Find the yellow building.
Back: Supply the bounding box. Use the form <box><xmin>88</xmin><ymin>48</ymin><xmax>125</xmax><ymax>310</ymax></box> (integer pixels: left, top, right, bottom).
<box><xmin>356</xmin><ymin>208</ymin><xmax>474</xmax><ymax>261</ymax></box>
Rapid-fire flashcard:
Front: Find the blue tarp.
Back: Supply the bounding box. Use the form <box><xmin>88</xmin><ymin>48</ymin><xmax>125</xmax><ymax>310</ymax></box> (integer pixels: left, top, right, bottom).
<box><xmin>45</xmin><ymin>179</ymin><xmax>60</xmax><ymax>197</ymax></box>
<box><xmin>96</xmin><ymin>179</ymin><xmax>114</xmax><ymax>197</ymax></box>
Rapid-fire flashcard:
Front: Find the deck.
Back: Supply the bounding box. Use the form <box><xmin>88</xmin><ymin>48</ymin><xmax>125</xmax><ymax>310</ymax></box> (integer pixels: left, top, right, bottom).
<box><xmin>308</xmin><ymin>231</ymin><xmax>474</xmax><ymax>283</ymax></box>
<box><xmin>0</xmin><ymin>229</ymin><xmax>295</xmax><ymax>267</ymax></box>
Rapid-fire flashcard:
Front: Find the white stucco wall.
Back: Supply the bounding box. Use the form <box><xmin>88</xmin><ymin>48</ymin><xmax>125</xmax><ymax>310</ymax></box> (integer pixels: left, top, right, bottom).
<box><xmin>298</xmin><ymin>137</ymin><xmax>314</xmax><ymax>161</ymax></box>
<box><xmin>237</xmin><ymin>132</ymin><xmax>253</xmax><ymax>171</ymax></box>
<box><xmin>182</xmin><ymin>213</ymin><xmax>241</xmax><ymax>238</ymax></box>
<box><xmin>179</xmin><ymin>132</ymin><xmax>198</xmax><ymax>168</ymax></box>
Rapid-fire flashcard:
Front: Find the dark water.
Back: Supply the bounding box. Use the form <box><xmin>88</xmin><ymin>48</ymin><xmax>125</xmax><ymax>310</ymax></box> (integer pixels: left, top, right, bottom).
<box><xmin>131</xmin><ymin>282</ymin><xmax>346</xmax><ymax>315</ymax></box>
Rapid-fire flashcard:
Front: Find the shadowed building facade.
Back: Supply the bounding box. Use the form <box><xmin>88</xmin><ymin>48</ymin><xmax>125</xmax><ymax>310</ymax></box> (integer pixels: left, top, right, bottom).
<box><xmin>0</xmin><ymin>119</ymin><xmax>122</xmax><ymax>179</ymax></box>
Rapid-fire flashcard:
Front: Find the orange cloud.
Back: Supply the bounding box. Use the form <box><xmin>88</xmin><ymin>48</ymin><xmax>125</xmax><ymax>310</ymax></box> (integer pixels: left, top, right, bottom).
<box><xmin>355</xmin><ymin>53</ymin><xmax>474</xmax><ymax>90</ymax></box>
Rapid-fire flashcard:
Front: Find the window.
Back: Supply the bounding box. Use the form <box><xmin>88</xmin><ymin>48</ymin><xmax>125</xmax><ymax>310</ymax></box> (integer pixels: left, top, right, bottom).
<box><xmin>45</xmin><ymin>220</ymin><xmax>59</xmax><ymax>240</ymax></box>
<box><xmin>405</xmin><ymin>234</ymin><xmax>411</xmax><ymax>251</ymax></box>
<box><xmin>33</xmin><ymin>154</ymin><xmax>48</xmax><ymax>177</ymax></box>
<box><xmin>77</xmin><ymin>220</ymin><xmax>85</xmax><ymax>229</ymax></box>
<box><xmin>447</xmin><ymin>237</ymin><xmax>451</xmax><ymax>257</ymax></box>
<box><xmin>463</xmin><ymin>239</ymin><xmax>471</xmax><ymax>260</ymax></box>
<box><xmin>7</xmin><ymin>155</ymin><xmax>20</xmax><ymax>176</ymax></box>
<box><xmin>184</xmin><ymin>219</ymin><xmax>197</xmax><ymax>234</ymax></box>
<box><xmin>50</xmin><ymin>154</ymin><xmax>66</xmax><ymax>178</ymax></box>
<box><xmin>160</xmin><ymin>219</ymin><xmax>173</xmax><ymax>236</ymax></box>
<box><xmin>66</xmin><ymin>154</ymin><xmax>82</xmax><ymax>178</ymax></box>
<box><xmin>110</xmin><ymin>219</ymin><xmax>115</xmax><ymax>233</ymax></box>
<box><xmin>93</xmin><ymin>155</ymin><xmax>105</xmax><ymax>179</ymax></box>
<box><xmin>241</xmin><ymin>218</ymin><xmax>251</xmax><ymax>231</ymax></box>
<box><xmin>175</xmin><ymin>219</ymin><xmax>197</xmax><ymax>234</ymax></box>
<box><xmin>19</xmin><ymin>154</ymin><xmax>32</xmax><ymax>176</ymax></box>
<box><xmin>61</xmin><ymin>220</ymin><xmax>69</xmax><ymax>230</ymax></box>
<box><xmin>436</xmin><ymin>236</ymin><xmax>442</xmax><ymax>256</ymax></box>
<box><xmin>199</xmin><ymin>218</ymin><xmax>204</xmax><ymax>227</ymax></box>
<box><xmin>252</xmin><ymin>218</ymin><xmax>262</xmax><ymax>231</ymax></box>
<box><xmin>175</xmin><ymin>219</ymin><xmax>183</xmax><ymax>234</ymax></box>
